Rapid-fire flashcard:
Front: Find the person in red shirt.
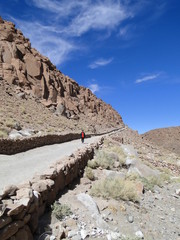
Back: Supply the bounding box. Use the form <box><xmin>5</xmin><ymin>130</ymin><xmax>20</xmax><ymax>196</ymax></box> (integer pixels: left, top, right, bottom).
<box><xmin>80</xmin><ymin>130</ymin><xmax>85</xmax><ymax>143</ymax></box>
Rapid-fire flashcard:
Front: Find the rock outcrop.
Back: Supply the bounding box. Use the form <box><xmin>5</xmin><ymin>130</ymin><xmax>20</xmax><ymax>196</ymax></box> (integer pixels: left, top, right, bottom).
<box><xmin>0</xmin><ymin>17</ymin><xmax>123</xmax><ymax>134</ymax></box>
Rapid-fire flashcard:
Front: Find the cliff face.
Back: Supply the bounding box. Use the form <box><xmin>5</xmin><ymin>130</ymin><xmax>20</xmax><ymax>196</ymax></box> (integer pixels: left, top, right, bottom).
<box><xmin>0</xmin><ymin>17</ymin><xmax>123</xmax><ymax>134</ymax></box>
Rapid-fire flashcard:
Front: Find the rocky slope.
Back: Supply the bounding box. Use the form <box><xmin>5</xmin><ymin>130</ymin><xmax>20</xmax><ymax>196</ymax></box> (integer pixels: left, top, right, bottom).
<box><xmin>35</xmin><ymin>127</ymin><xmax>180</xmax><ymax>240</ymax></box>
<box><xmin>142</xmin><ymin>126</ymin><xmax>180</xmax><ymax>156</ymax></box>
<box><xmin>0</xmin><ymin>16</ymin><xmax>123</xmax><ymax>138</ymax></box>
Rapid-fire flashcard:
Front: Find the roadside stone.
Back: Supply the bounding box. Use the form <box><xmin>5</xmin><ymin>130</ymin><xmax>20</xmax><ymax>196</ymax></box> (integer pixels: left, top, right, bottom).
<box><xmin>80</xmin><ymin>229</ymin><xmax>89</xmax><ymax>239</ymax></box>
<box><xmin>1</xmin><ymin>185</ymin><xmax>18</xmax><ymax>198</ymax></box>
<box><xmin>0</xmin><ymin>204</ymin><xmax>6</xmax><ymax>217</ymax></box>
<box><xmin>0</xmin><ymin>216</ymin><xmax>12</xmax><ymax>229</ymax></box>
<box><xmin>68</xmin><ymin>230</ymin><xmax>77</xmax><ymax>238</ymax></box>
<box><xmin>0</xmin><ymin>221</ymin><xmax>24</xmax><ymax>240</ymax></box>
<box><xmin>7</xmin><ymin>203</ymin><xmax>25</xmax><ymax>216</ymax></box>
<box><xmin>135</xmin><ymin>230</ymin><xmax>144</xmax><ymax>239</ymax></box>
<box><xmin>32</xmin><ymin>180</ymin><xmax>49</xmax><ymax>193</ymax></box>
<box><xmin>16</xmin><ymin>188</ymin><xmax>33</xmax><ymax>200</ymax></box>
<box><xmin>175</xmin><ymin>189</ymin><xmax>180</xmax><ymax>196</ymax></box>
<box><xmin>52</xmin><ymin>222</ymin><xmax>66</xmax><ymax>239</ymax></box>
<box><xmin>127</xmin><ymin>215</ymin><xmax>134</xmax><ymax>223</ymax></box>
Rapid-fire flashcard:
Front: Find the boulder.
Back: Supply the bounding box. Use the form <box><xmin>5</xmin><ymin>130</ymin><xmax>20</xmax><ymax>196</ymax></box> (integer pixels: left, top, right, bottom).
<box><xmin>2</xmin><ymin>46</ymin><xmax>12</xmax><ymax>63</ymax></box>
<box><xmin>1</xmin><ymin>185</ymin><xmax>18</xmax><ymax>199</ymax></box>
<box><xmin>7</xmin><ymin>203</ymin><xmax>25</xmax><ymax>217</ymax></box>
<box><xmin>24</xmin><ymin>54</ymin><xmax>42</xmax><ymax>77</ymax></box>
<box><xmin>16</xmin><ymin>188</ymin><xmax>33</xmax><ymax>200</ymax></box>
<box><xmin>0</xmin><ymin>216</ymin><xmax>12</xmax><ymax>229</ymax></box>
<box><xmin>0</xmin><ymin>221</ymin><xmax>24</xmax><ymax>240</ymax></box>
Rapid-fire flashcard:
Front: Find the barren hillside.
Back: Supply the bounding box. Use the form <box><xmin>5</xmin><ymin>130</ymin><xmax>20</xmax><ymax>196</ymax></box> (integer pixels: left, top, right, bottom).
<box><xmin>0</xmin><ymin>16</ymin><xmax>124</xmax><ymax>139</ymax></box>
<box><xmin>142</xmin><ymin>126</ymin><xmax>180</xmax><ymax>156</ymax></box>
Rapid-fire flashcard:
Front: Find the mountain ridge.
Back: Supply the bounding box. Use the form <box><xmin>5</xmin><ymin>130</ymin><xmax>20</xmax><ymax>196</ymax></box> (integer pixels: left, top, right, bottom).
<box><xmin>142</xmin><ymin>126</ymin><xmax>180</xmax><ymax>156</ymax></box>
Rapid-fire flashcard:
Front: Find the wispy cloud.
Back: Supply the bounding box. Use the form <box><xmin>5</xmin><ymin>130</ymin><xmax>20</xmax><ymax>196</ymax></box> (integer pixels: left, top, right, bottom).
<box><xmin>11</xmin><ymin>18</ymin><xmax>76</xmax><ymax>65</ymax></box>
<box><xmin>10</xmin><ymin>0</ymin><xmax>168</xmax><ymax>66</ymax></box>
<box><xmin>66</xmin><ymin>2</ymin><xmax>132</xmax><ymax>37</ymax></box>
<box><xmin>135</xmin><ymin>73</ymin><xmax>161</xmax><ymax>84</ymax></box>
<box><xmin>31</xmin><ymin>0</ymin><xmax>132</xmax><ymax>36</ymax></box>
<box><xmin>89</xmin><ymin>58</ymin><xmax>113</xmax><ymax>69</ymax></box>
<box><xmin>88</xmin><ymin>83</ymin><xmax>100</xmax><ymax>93</ymax></box>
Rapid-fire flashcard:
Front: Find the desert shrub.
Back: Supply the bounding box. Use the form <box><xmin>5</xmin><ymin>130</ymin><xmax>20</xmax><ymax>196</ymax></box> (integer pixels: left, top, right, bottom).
<box><xmin>172</xmin><ymin>177</ymin><xmax>180</xmax><ymax>183</ymax></box>
<box><xmin>20</xmin><ymin>106</ymin><xmax>26</xmax><ymax>114</ymax></box>
<box><xmin>126</xmin><ymin>172</ymin><xmax>140</xmax><ymax>181</ymax></box>
<box><xmin>5</xmin><ymin>118</ymin><xmax>15</xmax><ymax>128</ymax></box>
<box><xmin>0</xmin><ymin>129</ymin><xmax>8</xmax><ymax>138</ymax></box>
<box><xmin>51</xmin><ymin>201</ymin><xmax>72</xmax><ymax>220</ymax></box>
<box><xmin>107</xmin><ymin>146</ymin><xmax>127</xmax><ymax>166</ymax></box>
<box><xmin>88</xmin><ymin>150</ymin><xmax>116</xmax><ymax>170</ymax></box>
<box><xmin>141</xmin><ymin>173</ymin><xmax>171</xmax><ymax>192</ymax></box>
<box><xmin>90</xmin><ymin>177</ymin><xmax>139</xmax><ymax>203</ymax></box>
<box><xmin>85</xmin><ymin>167</ymin><xmax>95</xmax><ymax>180</ymax></box>
<box><xmin>88</xmin><ymin>159</ymin><xmax>99</xmax><ymax>169</ymax></box>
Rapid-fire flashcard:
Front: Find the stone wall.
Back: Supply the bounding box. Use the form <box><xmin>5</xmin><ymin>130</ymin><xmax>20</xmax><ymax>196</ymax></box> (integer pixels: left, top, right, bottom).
<box><xmin>0</xmin><ymin>138</ymin><xmax>103</xmax><ymax>240</ymax></box>
<box><xmin>0</xmin><ymin>133</ymin><xmax>83</xmax><ymax>155</ymax></box>
<box><xmin>0</xmin><ymin>128</ymin><xmax>120</xmax><ymax>155</ymax></box>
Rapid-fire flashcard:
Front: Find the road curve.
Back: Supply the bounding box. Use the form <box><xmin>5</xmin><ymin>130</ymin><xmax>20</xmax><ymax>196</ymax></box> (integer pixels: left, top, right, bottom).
<box><xmin>0</xmin><ymin>136</ymin><xmax>101</xmax><ymax>193</ymax></box>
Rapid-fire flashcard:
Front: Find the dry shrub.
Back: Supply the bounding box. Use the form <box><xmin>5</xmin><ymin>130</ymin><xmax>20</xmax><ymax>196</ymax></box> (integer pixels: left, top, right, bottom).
<box><xmin>107</xmin><ymin>146</ymin><xmax>127</xmax><ymax>166</ymax></box>
<box><xmin>5</xmin><ymin>118</ymin><xmax>15</xmax><ymax>128</ymax></box>
<box><xmin>126</xmin><ymin>172</ymin><xmax>140</xmax><ymax>181</ymax></box>
<box><xmin>88</xmin><ymin>150</ymin><xmax>116</xmax><ymax>170</ymax></box>
<box><xmin>0</xmin><ymin>129</ymin><xmax>8</xmax><ymax>138</ymax></box>
<box><xmin>88</xmin><ymin>159</ymin><xmax>99</xmax><ymax>169</ymax></box>
<box><xmin>85</xmin><ymin>167</ymin><xmax>95</xmax><ymax>181</ymax></box>
<box><xmin>51</xmin><ymin>201</ymin><xmax>72</xmax><ymax>220</ymax></box>
<box><xmin>141</xmin><ymin>173</ymin><xmax>171</xmax><ymax>192</ymax></box>
<box><xmin>90</xmin><ymin>177</ymin><xmax>139</xmax><ymax>203</ymax></box>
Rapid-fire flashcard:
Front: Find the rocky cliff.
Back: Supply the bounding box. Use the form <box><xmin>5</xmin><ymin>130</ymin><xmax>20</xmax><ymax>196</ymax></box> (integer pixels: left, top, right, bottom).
<box><xmin>0</xmin><ymin>17</ymin><xmax>124</xmax><ymax>137</ymax></box>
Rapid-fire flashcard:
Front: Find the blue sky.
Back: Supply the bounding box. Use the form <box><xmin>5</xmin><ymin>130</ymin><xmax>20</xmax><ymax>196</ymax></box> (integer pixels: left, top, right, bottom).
<box><xmin>1</xmin><ymin>0</ymin><xmax>180</xmax><ymax>133</ymax></box>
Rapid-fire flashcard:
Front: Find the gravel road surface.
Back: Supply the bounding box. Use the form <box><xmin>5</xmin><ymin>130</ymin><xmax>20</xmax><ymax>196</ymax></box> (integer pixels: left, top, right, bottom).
<box><xmin>0</xmin><ymin>136</ymin><xmax>100</xmax><ymax>193</ymax></box>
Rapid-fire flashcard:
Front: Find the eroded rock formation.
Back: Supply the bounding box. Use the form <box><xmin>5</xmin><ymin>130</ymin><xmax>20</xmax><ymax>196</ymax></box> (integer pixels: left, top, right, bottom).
<box><xmin>0</xmin><ymin>17</ymin><xmax>123</xmax><ymax>130</ymax></box>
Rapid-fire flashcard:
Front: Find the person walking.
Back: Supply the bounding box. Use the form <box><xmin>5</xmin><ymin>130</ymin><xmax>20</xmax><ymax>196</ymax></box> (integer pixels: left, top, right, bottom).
<box><xmin>80</xmin><ymin>130</ymin><xmax>85</xmax><ymax>143</ymax></box>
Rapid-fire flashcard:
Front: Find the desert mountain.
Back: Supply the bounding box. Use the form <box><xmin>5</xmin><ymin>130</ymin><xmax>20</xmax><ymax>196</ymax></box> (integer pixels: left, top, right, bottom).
<box><xmin>142</xmin><ymin>126</ymin><xmax>180</xmax><ymax>156</ymax></box>
<box><xmin>0</xmin><ymin>17</ymin><xmax>124</xmax><ymax>138</ymax></box>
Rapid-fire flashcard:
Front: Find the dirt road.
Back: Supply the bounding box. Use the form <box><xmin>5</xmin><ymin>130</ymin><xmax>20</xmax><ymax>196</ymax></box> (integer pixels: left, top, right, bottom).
<box><xmin>0</xmin><ymin>136</ymin><xmax>101</xmax><ymax>193</ymax></box>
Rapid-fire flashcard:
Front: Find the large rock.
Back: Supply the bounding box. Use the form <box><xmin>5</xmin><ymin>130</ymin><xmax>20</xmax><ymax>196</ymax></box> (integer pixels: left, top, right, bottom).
<box><xmin>24</xmin><ymin>54</ymin><xmax>42</xmax><ymax>77</ymax></box>
<box><xmin>0</xmin><ymin>221</ymin><xmax>24</xmax><ymax>240</ymax></box>
<box><xmin>0</xmin><ymin>185</ymin><xmax>18</xmax><ymax>199</ymax></box>
<box><xmin>0</xmin><ymin>216</ymin><xmax>12</xmax><ymax>229</ymax></box>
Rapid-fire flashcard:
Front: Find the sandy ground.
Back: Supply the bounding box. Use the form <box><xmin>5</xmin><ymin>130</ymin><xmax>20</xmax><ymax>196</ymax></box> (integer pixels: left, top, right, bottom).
<box><xmin>0</xmin><ymin>136</ymin><xmax>101</xmax><ymax>193</ymax></box>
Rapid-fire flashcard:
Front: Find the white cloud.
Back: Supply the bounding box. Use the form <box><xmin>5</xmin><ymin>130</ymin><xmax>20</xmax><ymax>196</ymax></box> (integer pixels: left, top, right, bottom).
<box><xmin>89</xmin><ymin>58</ymin><xmax>113</xmax><ymax>69</ymax></box>
<box><xmin>31</xmin><ymin>0</ymin><xmax>87</xmax><ymax>18</ymax></box>
<box><xmin>88</xmin><ymin>84</ymin><xmax>100</xmax><ymax>93</ymax></box>
<box><xmin>12</xmin><ymin>18</ymin><xmax>76</xmax><ymax>66</ymax></box>
<box><xmin>135</xmin><ymin>73</ymin><xmax>161</xmax><ymax>84</ymax></box>
<box><xmin>66</xmin><ymin>2</ymin><xmax>131</xmax><ymax>36</ymax></box>
<box><xmin>30</xmin><ymin>0</ymin><xmax>133</xmax><ymax>37</ymax></box>
<box><xmin>10</xmin><ymin>0</ymin><xmax>168</xmax><ymax>66</ymax></box>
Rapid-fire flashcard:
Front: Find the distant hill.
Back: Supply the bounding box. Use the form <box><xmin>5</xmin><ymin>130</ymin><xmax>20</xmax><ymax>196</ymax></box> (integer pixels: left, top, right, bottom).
<box><xmin>142</xmin><ymin>126</ymin><xmax>180</xmax><ymax>156</ymax></box>
<box><xmin>0</xmin><ymin>16</ymin><xmax>124</xmax><ymax>138</ymax></box>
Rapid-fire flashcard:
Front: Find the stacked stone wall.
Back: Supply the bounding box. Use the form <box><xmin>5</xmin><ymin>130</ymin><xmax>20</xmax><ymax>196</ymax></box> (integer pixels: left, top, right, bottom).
<box><xmin>0</xmin><ymin>138</ymin><xmax>103</xmax><ymax>240</ymax></box>
<box><xmin>0</xmin><ymin>128</ymin><xmax>120</xmax><ymax>155</ymax></box>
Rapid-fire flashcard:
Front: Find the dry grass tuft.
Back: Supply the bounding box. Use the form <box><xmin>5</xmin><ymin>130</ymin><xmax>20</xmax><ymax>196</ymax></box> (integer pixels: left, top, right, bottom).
<box><xmin>90</xmin><ymin>177</ymin><xmax>139</xmax><ymax>203</ymax></box>
<box><xmin>51</xmin><ymin>201</ymin><xmax>72</xmax><ymax>220</ymax></box>
<box><xmin>107</xmin><ymin>145</ymin><xmax>127</xmax><ymax>166</ymax></box>
<box><xmin>84</xmin><ymin>167</ymin><xmax>95</xmax><ymax>181</ymax></box>
<box><xmin>141</xmin><ymin>173</ymin><xmax>171</xmax><ymax>192</ymax></box>
<box><xmin>88</xmin><ymin>150</ymin><xmax>116</xmax><ymax>170</ymax></box>
<box><xmin>0</xmin><ymin>129</ymin><xmax>8</xmax><ymax>138</ymax></box>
